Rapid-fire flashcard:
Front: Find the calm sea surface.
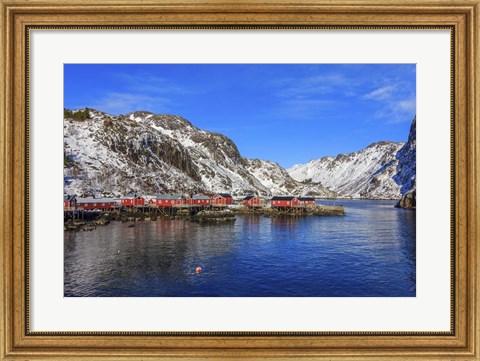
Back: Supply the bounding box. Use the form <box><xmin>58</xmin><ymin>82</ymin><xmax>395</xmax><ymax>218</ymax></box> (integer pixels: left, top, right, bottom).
<box><xmin>64</xmin><ymin>200</ymin><xmax>416</xmax><ymax>297</ymax></box>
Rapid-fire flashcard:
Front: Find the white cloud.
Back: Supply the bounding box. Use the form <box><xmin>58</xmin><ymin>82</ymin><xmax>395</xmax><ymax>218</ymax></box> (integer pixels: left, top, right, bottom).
<box><xmin>90</xmin><ymin>92</ymin><xmax>172</xmax><ymax>115</ymax></box>
<box><xmin>276</xmin><ymin>73</ymin><xmax>353</xmax><ymax>98</ymax></box>
<box><xmin>394</xmin><ymin>98</ymin><xmax>416</xmax><ymax>113</ymax></box>
<box><xmin>362</xmin><ymin>81</ymin><xmax>416</xmax><ymax>123</ymax></box>
<box><xmin>77</xmin><ymin>70</ymin><xmax>204</xmax><ymax>115</ymax></box>
<box><xmin>363</xmin><ymin>85</ymin><xmax>396</xmax><ymax>101</ymax></box>
<box><xmin>111</xmin><ymin>71</ymin><xmax>197</xmax><ymax>95</ymax></box>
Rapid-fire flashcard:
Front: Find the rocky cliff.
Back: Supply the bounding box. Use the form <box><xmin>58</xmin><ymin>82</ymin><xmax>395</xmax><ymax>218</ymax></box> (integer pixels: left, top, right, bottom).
<box><xmin>395</xmin><ymin>117</ymin><xmax>416</xmax><ymax>209</ymax></box>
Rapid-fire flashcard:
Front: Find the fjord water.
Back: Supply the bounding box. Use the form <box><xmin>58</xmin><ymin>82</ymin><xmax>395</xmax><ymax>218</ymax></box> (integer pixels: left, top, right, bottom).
<box><xmin>64</xmin><ymin>200</ymin><xmax>416</xmax><ymax>297</ymax></box>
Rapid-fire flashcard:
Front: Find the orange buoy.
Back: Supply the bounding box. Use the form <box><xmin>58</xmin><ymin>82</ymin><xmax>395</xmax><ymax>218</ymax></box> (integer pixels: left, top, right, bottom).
<box><xmin>195</xmin><ymin>267</ymin><xmax>202</xmax><ymax>274</ymax></box>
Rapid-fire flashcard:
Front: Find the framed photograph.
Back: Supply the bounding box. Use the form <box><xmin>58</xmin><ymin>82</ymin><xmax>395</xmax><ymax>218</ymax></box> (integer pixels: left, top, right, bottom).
<box><xmin>1</xmin><ymin>0</ymin><xmax>478</xmax><ymax>359</ymax></box>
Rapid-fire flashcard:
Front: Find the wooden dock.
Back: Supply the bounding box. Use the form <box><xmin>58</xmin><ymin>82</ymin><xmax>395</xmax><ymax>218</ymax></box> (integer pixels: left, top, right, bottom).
<box><xmin>64</xmin><ymin>203</ymin><xmax>346</xmax><ymax>231</ymax></box>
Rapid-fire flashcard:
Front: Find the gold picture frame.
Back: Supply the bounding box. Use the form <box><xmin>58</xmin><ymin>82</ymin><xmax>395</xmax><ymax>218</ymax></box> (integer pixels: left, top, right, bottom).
<box><xmin>1</xmin><ymin>0</ymin><xmax>478</xmax><ymax>359</ymax></box>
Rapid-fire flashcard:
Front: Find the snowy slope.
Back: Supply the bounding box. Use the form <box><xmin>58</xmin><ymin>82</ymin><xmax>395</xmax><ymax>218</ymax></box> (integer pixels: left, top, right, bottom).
<box><xmin>245</xmin><ymin>158</ymin><xmax>335</xmax><ymax>197</ymax></box>
<box><xmin>64</xmin><ymin>110</ymin><xmax>202</xmax><ymax>196</ymax></box>
<box><xmin>288</xmin><ymin>141</ymin><xmax>405</xmax><ymax>199</ymax></box>
<box><xmin>288</xmin><ymin>117</ymin><xmax>417</xmax><ymax>200</ymax></box>
<box><xmin>64</xmin><ymin>109</ymin><xmax>332</xmax><ymax>197</ymax></box>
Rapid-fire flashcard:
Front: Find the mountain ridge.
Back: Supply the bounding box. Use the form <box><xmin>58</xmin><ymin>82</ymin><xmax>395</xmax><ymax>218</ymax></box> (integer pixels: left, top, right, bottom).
<box><xmin>63</xmin><ymin>108</ymin><xmax>334</xmax><ymax>198</ymax></box>
<box><xmin>287</xmin><ymin>117</ymin><xmax>416</xmax><ymax>200</ymax></box>
<box><xmin>64</xmin><ymin>108</ymin><xmax>415</xmax><ymax>201</ymax></box>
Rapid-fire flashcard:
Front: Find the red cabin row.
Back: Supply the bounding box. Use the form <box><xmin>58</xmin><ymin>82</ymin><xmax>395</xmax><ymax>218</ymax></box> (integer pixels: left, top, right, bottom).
<box><xmin>76</xmin><ymin>198</ymin><xmax>119</xmax><ymax>210</ymax></box>
<box><xmin>152</xmin><ymin>195</ymin><xmax>187</xmax><ymax>207</ymax></box>
<box><xmin>148</xmin><ymin>194</ymin><xmax>214</xmax><ymax>208</ymax></box>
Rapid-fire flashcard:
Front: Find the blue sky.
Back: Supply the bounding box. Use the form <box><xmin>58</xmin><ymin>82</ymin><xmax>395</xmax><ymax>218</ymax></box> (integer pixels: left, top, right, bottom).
<box><xmin>64</xmin><ymin>64</ymin><xmax>416</xmax><ymax>168</ymax></box>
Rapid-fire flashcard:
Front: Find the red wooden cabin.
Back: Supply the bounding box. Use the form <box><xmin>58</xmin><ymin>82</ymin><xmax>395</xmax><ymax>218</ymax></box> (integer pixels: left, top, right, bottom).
<box><xmin>121</xmin><ymin>195</ymin><xmax>145</xmax><ymax>207</ymax></box>
<box><xmin>190</xmin><ymin>195</ymin><xmax>211</xmax><ymax>206</ymax></box>
<box><xmin>270</xmin><ymin>196</ymin><xmax>299</xmax><ymax>208</ymax></box>
<box><xmin>64</xmin><ymin>194</ymin><xmax>78</xmax><ymax>210</ymax></box>
<box><xmin>243</xmin><ymin>195</ymin><xmax>262</xmax><ymax>207</ymax></box>
<box><xmin>212</xmin><ymin>193</ymin><xmax>233</xmax><ymax>205</ymax></box>
<box><xmin>155</xmin><ymin>195</ymin><xmax>187</xmax><ymax>207</ymax></box>
<box><xmin>64</xmin><ymin>195</ymin><xmax>71</xmax><ymax>209</ymax></box>
<box><xmin>76</xmin><ymin>198</ymin><xmax>119</xmax><ymax>210</ymax></box>
<box><xmin>298</xmin><ymin>197</ymin><xmax>316</xmax><ymax>206</ymax></box>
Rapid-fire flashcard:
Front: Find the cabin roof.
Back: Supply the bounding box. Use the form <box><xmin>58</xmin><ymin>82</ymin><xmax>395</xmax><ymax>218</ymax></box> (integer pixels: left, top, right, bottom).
<box><xmin>192</xmin><ymin>195</ymin><xmax>210</xmax><ymax>200</ymax></box>
<box><xmin>270</xmin><ymin>196</ymin><xmax>296</xmax><ymax>201</ymax></box>
<box><xmin>156</xmin><ymin>194</ymin><xmax>184</xmax><ymax>200</ymax></box>
<box><xmin>76</xmin><ymin>197</ymin><xmax>117</xmax><ymax>204</ymax></box>
<box><xmin>216</xmin><ymin>193</ymin><xmax>232</xmax><ymax>198</ymax></box>
<box><xmin>298</xmin><ymin>197</ymin><xmax>315</xmax><ymax>201</ymax></box>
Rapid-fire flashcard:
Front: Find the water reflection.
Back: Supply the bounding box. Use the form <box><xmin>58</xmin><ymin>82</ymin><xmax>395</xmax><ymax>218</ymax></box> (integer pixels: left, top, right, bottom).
<box><xmin>65</xmin><ymin>200</ymin><xmax>416</xmax><ymax>297</ymax></box>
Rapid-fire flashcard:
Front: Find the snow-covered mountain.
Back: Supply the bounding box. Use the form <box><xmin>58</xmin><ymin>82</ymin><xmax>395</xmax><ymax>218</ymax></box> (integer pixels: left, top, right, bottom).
<box><xmin>287</xmin><ymin>117</ymin><xmax>416</xmax><ymax>200</ymax></box>
<box><xmin>288</xmin><ymin>141</ymin><xmax>405</xmax><ymax>199</ymax></box>
<box><xmin>245</xmin><ymin>158</ymin><xmax>334</xmax><ymax>197</ymax></box>
<box><xmin>63</xmin><ymin>109</ymin><xmax>333</xmax><ymax>197</ymax></box>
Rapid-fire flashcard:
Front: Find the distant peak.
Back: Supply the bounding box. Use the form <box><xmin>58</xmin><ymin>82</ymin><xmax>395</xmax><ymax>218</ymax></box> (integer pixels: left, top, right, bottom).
<box><xmin>365</xmin><ymin>140</ymin><xmax>400</xmax><ymax>149</ymax></box>
<box><xmin>125</xmin><ymin>111</ymin><xmax>195</xmax><ymax>127</ymax></box>
<box><xmin>127</xmin><ymin>110</ymin><xmax>154</xmax><ymax>117</ymax></box>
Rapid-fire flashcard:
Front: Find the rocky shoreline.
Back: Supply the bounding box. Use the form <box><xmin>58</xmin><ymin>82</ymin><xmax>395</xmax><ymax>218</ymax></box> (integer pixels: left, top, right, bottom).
<box><xmin>235</xmin><ymin>205</ymin><xmax>345</xmax><ymax>217</ymax></box>
<box><xmin>64</xmin><ymin>205</ymin><xmax>345</xmax><ymax>232</ymax></box>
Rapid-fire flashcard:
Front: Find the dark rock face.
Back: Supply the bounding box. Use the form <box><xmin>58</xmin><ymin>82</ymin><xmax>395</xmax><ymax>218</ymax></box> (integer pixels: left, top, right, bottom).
<box><xmin>396</xmin><ymin>188</ymin><xmax>416</xmax><ymax>209</ymax></box>
<box><xmin>143</xmin><ymin>136</ymin><xmax>201</xmax><ymax>181</ymax></box>
<box><xmin>394</xmin><ymin>116</ymin><xmax>416</xmax><ymax>194</ymax></box>
<box><xmin>395</xmin><ymin>117</ymin><xmax>416</xmax><ymax>209</ymax></box>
